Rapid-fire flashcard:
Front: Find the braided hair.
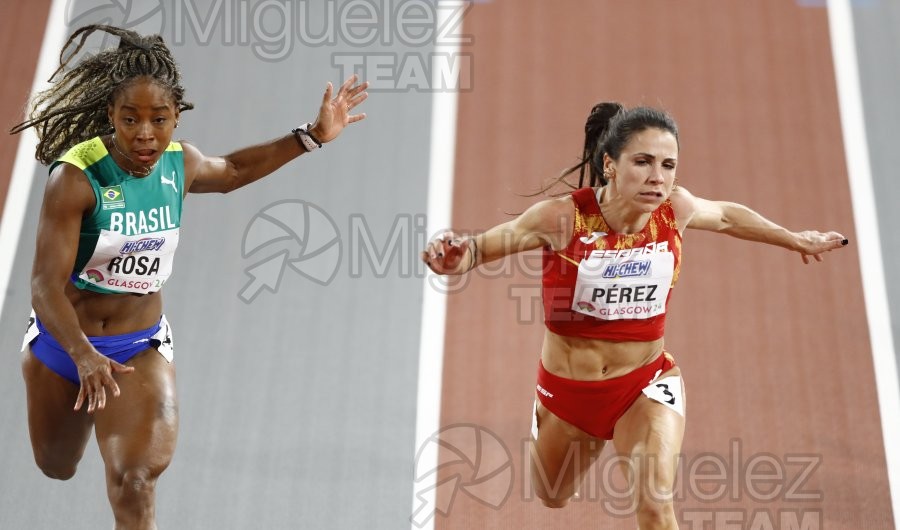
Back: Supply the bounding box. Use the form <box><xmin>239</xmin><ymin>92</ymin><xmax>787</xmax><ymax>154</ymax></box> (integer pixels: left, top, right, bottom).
<box><xmin>10</xmin><ymin>24</ymin><xmax>194</xmax><ymax>165</ymax></box>
<box><xmin>542</xmin><ymin>103</ymin><xmax>680</xmax><ymax>194</ymax></box>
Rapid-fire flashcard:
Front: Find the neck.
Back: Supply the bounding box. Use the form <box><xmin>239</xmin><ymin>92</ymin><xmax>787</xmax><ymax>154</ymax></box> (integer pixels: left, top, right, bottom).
<box><xmin>598</xmin><ymin>185</ymin><xmax>651</xmax><ymax>235</ymax></box>
<box><xmin>108</xmin><ymin>134</ymin><xmax>156</xmax><ymax>177</ymax></box>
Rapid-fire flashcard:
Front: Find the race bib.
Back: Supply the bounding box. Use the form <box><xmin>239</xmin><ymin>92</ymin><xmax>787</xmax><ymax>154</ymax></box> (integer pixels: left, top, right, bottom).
<box><xmin>77</xmin><ymin>228</ymin><xmax>179</xmax><ymax>294</ymax></box>
<box><xmin>571</xmin><ymin>244</ymin><xmax>674</xmax><ymax>320</ymax></box>
<box><xmin>642</xmin><ymin>375</ymin><xmax>685</xmax><ymax>416</ymax></box>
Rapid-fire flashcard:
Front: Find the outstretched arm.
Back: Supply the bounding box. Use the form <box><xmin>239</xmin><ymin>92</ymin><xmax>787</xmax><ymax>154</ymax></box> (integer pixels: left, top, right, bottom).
<box><xmin>422</xmin><ymin>195</ymin><xmax>574</xmax><ymax>275</ymax></box>
<box><xmin>670</xmin><ymin>186</ymin><xmax>848</xmax><ymax>264</ymax></box>
<box><xmin>31</xmin><ymin>164</ymin><xmax>135</xmax><ymax>413</ymax></box>
<box><xmin>183</xmin><ymin>75</ymin><xmax>368</xmax><ymax>194</ymax></box>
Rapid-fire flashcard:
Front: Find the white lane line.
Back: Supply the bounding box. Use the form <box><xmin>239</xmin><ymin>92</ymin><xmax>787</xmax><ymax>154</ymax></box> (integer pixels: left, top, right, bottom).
<box><xmin>411</xmin><ymin>2</ymin><xmax>462</xmax><ymax>528</ymax></box>
<box><xmin>0</xmin><ymin>0</ymin><xmax>68</xmax><ymax>323</ymax></box>
<box><xmin>827</xmin><ymin>0</ymin><xmax>900</xmax><ymax>524</ymax></box>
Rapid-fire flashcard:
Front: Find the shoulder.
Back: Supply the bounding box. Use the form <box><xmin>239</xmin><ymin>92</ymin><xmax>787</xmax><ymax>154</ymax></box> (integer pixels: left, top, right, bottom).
<box><xmin>50</xmin><ymin>137</ymin><xmax>108</xmax><ymax>173</ymax></box>
<box><xmin>516</xmin><ymin>194</ymin><xmax>577</xmax><ymax>250</ymax></box>
<box><xmin>173</xmin><ymin>140</ymin><xmax>208</xmax><ymax>183</ymax></box>
<box><xmin>44</xmin><ymin>161</ymin><xmax>96</xmax><ymax>214</ymax></box>
<box><xmin>542</xmin><ymin>193</ymin><xmax>577</xmax><ymax>214</ymax></box>
<box><xmin>175</xmin><ymin>139</ymin><xmax>212</xmax><ymax>170</ymax></box>
<box><xmin>522</xmin><ymin>194</ymin><xmax>576</xmax><ymax>226</ymax></box>
<box><xmin>175</xmin><ymin>139</ymin><xmax>202</xmax><ymax>165</ymax></box>
<box><xmin>667</xmin><ymin>186</ymin><xmax>698</xmax><ymax>231</ymax></box>
<box><xmin>163</xmin><ymin>141</ymin><xmax>185</xmax><ymax>154</ymax></box>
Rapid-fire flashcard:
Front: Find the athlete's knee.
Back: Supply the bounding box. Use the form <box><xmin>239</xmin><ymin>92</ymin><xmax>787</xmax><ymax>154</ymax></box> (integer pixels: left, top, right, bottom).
<box><xmin>33</xmin><ymin>447</ymin><xmax>78</xmax><ymax>480</ymax></box>
<box><xmin>109</xmin><ymin>466</ymin><xmax>162</xmax><ymax>503</ymax></box>
<box><xmin>538</xmin><ymin>494</ymin><xmax>570</xmax><ymax>509</ymax></box>
<box><xmin>530</xmin><ymin>455</ymin><xmax>577</xmax><ymax>508</ymax></box>
<box><xmin>106</xmin><ymin>467</ymin><xmax>162</xmax><ymax>528</ymax></box>
<box><xmin>532</xmin><ymin>479</ymin><xmax>575</xmax><ymax>509</ymax></box>
<box><xmin>635</xmin><ymin>498</ymin><xmax>676</xmax><ymax>529</ymax></box>
<box><xmin>36</xmin><ymin>460</ymin><xmax>78</xmax><ymax>481</ymax></box>
<box><xmin>119</xmin><ymin>467</ymin><xmax>158</xmax><ymax>492</ymax></box>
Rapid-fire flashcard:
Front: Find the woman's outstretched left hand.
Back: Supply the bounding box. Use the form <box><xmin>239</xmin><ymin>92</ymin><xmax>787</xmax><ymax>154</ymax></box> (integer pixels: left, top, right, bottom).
<box><xmin>309</xmin><ymin>74</ymin><xmax>369</xmax><ymax>144</ymax></box>
<box><xmin>796</xmin><ymin>230</ymin><xmax>849</xmax><ymax>264</ymax></box>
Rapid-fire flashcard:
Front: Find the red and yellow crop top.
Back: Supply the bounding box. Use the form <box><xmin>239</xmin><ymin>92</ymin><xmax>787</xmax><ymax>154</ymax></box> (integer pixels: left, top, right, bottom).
<box><xmin>542</xmin><ymin>187</ymin><xmax>682</xmax><ymax>341</ymax></box>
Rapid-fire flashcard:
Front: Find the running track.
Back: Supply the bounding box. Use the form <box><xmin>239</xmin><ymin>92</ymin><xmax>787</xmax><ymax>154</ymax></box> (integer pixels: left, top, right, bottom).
<box><xmin>0</xmin><ymin>1</ymin><xmax>897</xmax><ymax>529</ymax></box>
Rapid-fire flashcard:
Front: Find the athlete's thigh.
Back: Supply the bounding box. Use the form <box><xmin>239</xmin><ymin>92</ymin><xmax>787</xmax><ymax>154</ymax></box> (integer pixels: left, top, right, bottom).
<box><xmin>21</xmin><ymin>349</ymin><xmax>94</xmax><ymax>464</ymax></box>
<box><xmin>93</xmin><ymin>347</ymin><xmax>178</xmax><ymax>473</ymax></box>
<box><xmin>612</xmin><ymin>370</ymin><xmax>686</xmax><ymax>496</ymax></box>
<box><xmin>531</xmin><ymin>400</ymin><xmax>606</xmax><ymax>493</ymax></box>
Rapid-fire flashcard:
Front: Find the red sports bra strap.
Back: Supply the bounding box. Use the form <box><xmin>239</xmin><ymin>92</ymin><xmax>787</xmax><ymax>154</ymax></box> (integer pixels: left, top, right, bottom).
<box><xmin>571</xmin><ymin>187</ymin><xmax>600</xmax><ymax>215</ymax></box>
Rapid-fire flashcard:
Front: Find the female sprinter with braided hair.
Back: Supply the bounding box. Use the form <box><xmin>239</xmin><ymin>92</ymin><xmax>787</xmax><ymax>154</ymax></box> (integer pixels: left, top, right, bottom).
<box><xmin>11</xmin><ymin>24</ymin><xmax>367</xmax><ymax>529</ymax></box>
<box><xmin>422</xmin><ymin>103</ymin><xmax>847</xmax><ymax>528</ymax></box>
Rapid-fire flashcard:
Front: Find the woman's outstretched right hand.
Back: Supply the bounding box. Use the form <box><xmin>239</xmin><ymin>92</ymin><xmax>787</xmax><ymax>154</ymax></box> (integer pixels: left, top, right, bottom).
<box><xmin>73</xmin><ymin>350</ymin><xmax>135</xmax><ymax>413</ymax></box>
<box><xmin>421</xmin><ymin>231</ymin><xmax>474</xmax><ymax>276</ymax></box>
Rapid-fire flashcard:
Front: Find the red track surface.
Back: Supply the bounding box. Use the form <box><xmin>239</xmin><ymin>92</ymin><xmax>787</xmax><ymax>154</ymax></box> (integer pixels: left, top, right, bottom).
<box><xmin>0</xmin><ymin>1</ymin><xmax>51</xmax><ymax>217</ymax></box>
<box><xmin>437</xmin><ymin>1</ymin><xmax>892</xmax><ymax>528</ymax></box>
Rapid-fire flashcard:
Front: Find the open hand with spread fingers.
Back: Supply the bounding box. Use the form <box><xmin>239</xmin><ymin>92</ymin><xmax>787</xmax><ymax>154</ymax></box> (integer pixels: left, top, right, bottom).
<box><xmin>308</xmin><ymin>74</ymin><xmax>369</xmax><ymax>144</ymax></box>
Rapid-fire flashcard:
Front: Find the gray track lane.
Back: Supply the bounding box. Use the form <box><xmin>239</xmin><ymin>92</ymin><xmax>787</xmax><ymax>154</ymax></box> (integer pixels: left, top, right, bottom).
<box><xmin>0</xmin><ymin>1</ymin><xmax>433</xmax><ymax>528</ymax></box>
<box><xmin>853</xmin><ymin>1</ymin><xmax>900</xmax><ymax>385</ymax></box>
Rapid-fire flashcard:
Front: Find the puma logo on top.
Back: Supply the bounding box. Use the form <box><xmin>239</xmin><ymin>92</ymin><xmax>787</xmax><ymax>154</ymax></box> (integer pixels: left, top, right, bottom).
<box><xmin>161</xmin><ymin>172</ymin><xmax>178</xmax><ymax>193</ymax></box>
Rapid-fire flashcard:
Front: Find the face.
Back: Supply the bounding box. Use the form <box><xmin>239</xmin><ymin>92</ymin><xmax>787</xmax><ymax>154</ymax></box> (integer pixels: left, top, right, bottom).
<box><xmin>604</xmin><ymin>127</ymin><xmax>678</xmax><ymax>211</ymax></box>
<box><xmin>107</xmin><ymin>77</ymin><xmax>179</xmax><ymax>169</ymax></box>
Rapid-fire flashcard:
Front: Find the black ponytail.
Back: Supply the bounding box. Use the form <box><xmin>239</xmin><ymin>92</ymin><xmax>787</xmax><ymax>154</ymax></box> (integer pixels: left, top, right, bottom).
<box><xmin>578</xmin><ymin>102</ymin><xmax>623</xmax><ymax>188</ymax></box>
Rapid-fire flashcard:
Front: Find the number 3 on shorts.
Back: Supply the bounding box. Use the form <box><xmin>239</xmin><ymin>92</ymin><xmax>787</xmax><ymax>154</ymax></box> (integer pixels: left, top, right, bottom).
<box><xmin>641</xmin><ymin>375</ymin><xmax>685</xmax><ymax>417</ymax></box>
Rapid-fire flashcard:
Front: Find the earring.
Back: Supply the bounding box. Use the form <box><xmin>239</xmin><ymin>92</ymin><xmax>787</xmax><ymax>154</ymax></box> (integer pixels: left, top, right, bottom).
<box><xmin>174</xmin><ymin>122</ymin><xmax>179</xmax><ymax>128</ymax></box>
<box><xmin>603</xmin><ymin>167</ymin><xmax>614</xmax><ymax>180</ymax></box>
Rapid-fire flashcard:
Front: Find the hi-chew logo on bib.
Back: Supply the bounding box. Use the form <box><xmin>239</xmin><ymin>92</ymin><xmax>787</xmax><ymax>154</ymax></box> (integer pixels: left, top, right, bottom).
<box><xmin>602</xmin><ymin>260</ymin><xmax>652</xmax><ymax>279</ymax></box>
<box><xmin>78</xmin><ymin>228</ymin><xmax>179</xmax><ymax>294</ymax></box>
<box><xmin>120</xmin><ymin>237</ymin><xmax>166</xmax><ymax>254</ymax></box>
<box><xmin>572</xmin><ymin>241</ymin><xmax>674</xmax><ymax>320</ymax></box>
<box><xmin>100</xmin><ymin>185</ymin><xmax>125</xmax><ymax>210</ymax></box>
